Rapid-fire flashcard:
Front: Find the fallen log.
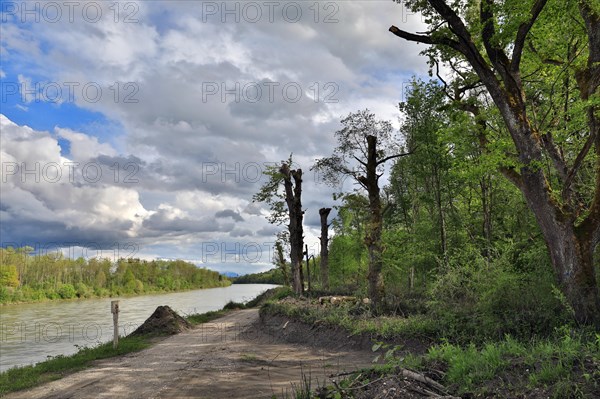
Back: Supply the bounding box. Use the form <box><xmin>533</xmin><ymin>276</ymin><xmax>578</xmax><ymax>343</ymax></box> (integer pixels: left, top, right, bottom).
<box><xmin>397</xmin><ymin>367</ymin><xmax>463</xmax><ymax>397</ymax></box>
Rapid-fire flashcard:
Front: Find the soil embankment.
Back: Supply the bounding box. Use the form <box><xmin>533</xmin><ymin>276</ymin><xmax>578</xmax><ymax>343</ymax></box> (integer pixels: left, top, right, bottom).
<box><xmin>5</xmin><ymin>309</ymin><xmax>374</xmax><ymax>399</ymax></box>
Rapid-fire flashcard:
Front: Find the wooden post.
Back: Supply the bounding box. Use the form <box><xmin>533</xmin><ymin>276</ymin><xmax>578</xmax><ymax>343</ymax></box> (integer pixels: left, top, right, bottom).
<box><xmin>111</xmin><ymin>300</ymin><xmax>119</xmax><ymax>349</ymax></box>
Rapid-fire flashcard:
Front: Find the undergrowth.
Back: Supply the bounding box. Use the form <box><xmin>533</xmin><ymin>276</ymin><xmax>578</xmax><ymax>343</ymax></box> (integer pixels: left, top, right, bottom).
<box><xmin>262</xmin><ymin>296</ymin><xmax>600</xmax><ymax>398</ymax></box>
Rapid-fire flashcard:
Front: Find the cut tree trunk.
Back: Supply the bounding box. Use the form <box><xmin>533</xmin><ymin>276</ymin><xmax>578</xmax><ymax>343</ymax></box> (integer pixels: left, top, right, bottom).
<box><xmin>319</xmin><ymin>207</ymin><xmax>331</xmax><ymax>290</ymax></box>
<box><xmin>363</xmin><ymin>135</ymin><xmax>385</xmax><ymax>310</ymax></box>
<box><xmin>281</xmin><ymin>164</ymin><xmax>304</xmax><ymax>295</ymax></box>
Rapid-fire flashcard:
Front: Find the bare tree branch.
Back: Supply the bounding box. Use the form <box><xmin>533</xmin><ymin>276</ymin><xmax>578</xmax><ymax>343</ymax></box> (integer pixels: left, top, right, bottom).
<box><xmin>388</xmin><ymin>25</ymin><xmax>462</xmax><ymax>52</ymax></box>
<box><xmin>377</xmin><ymin>151</ymin><xmax>414</xmax><ymax>166</ymax></box>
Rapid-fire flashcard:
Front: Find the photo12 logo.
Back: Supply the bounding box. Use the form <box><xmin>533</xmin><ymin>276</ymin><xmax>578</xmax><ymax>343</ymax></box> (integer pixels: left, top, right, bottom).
<box><xmin>1</xmin><ymin>320</ymin><xmax>140</xmax><ymax>343</ymax></box>
<box><xmin>201</xmin><ymin>241</ymin><xmax>276</xmax><ymax>264</ymax></box>
<box><xmin>1</xmin><ymin>161</ymin><xmax>140</xmax><ymax>184</ymax></box>
<box><xmin>199</xmin><ymin>241</ymin><xmax>321</xmax><ymax>264</ymax></box>
<box><xmin>1</xmin><ymin>1</ymin><xmax>139</xmax><ymax>24</ymax></box>
<box><xmin>0</xmin><ymin>242</ymin><xmax>141</xmax><ymax>262</ymax></box>
<box><xmin>198</xmin><ymin>161</ymin><xmax>341</xmax><ymax>185</ymax></box>
<box><xmin>201</xmin><ymin>81</ymin><xmax>338</xmax><ymax>104</ymax></box>
<box><xmin>199</xmin><ymin>1</ymin><xmax>339</xmax><ymax>24</ymax></box>
<box><xmin>1</xmin><ymin>81</ymin><xmax>139</xmax><ymax>104</ymax></box>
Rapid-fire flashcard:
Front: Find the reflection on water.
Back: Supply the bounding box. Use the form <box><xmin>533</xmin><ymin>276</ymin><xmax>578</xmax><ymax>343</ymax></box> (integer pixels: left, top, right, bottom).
<box><xmin>0</xmin><ymin>284</ymin><xmax>277</xmax><ymax>372</ymax></box>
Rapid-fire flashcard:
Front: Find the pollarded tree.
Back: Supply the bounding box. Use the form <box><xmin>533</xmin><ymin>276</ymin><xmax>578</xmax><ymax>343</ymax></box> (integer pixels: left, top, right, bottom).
<box><xmin>313</xmin><ymin>110</ymin><xmax>412</xmax><ymax>309</ymax></box>
<box><xmin>253</xmin><ymin>156</ymin><xmax>305</xmax><ymax>294</ymax></box>
<box><xmin>319</xmin><ymin>207</ymin><xmax>332</xmax><ymax>290</ymax></box>
<box><xmin>389</xmin><ymin>0</ymin><xmax>600</xmax><ymax>324</ymax></box>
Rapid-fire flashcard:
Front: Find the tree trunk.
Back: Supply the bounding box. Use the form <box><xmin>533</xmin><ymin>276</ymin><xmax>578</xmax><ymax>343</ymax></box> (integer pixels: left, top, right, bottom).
<box><xmin>433</xmin><ymin>166</ymin><xmax>448</xmax><ymax>267</ymax></box>
<box><xmin>480</xmin><ymin>175</ymin><xmax>493</xmax><ymax>265</ymax></box>
<box><xmin>304</xmin><ymin>244</ymin><xmax>311</xmax><ymax>292</ymax></box>
<box><xmin>281</xmin><ymin>164</ymin><xmax>304</xmax><ymax>295</ymax></box>
<box><xmin>543</xmin><ymin>223</ymin><xmax>600</xmax><ymax>325</ymax></box>
<box><xmin>319</xmin><ymin>207</ymin><xmax>332</xmax><ymax>290</ymax></box>
<box><xmin>362</xmin><ymin>135</ymin><xmax>385</xmax><ymax>310</ymax></box>
<box><xmin>275</xmin><ymin>241</ymin><xmax>289</xmax><ymax>286</ymax></box>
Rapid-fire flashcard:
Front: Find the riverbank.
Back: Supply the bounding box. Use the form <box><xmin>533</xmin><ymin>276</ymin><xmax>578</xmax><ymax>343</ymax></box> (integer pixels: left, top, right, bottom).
<box><xmin>3</xmin><ymin>289</ymin><xmax>599</xmax><ymax>398</ymax></box>
<box><xmin>0</xmin><ymin>251</ymin><xmax>231</xmax><ymax>306</ymax></box>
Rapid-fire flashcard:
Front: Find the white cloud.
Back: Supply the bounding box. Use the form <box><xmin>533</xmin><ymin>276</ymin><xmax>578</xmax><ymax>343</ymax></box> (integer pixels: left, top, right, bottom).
<box><xmin>56</xmin><ymin>127</ymin><xmax>118</xmax><ymax>161</ymax></box>
<box><xmin>0</xmin><ymin>1</ymin><xmax>432</xmax><ymax>270</ymax></box>
<box><xmin>0</xmin><ymin>115</ymin><xmax>148</xmax><ymax>243</ymax></box>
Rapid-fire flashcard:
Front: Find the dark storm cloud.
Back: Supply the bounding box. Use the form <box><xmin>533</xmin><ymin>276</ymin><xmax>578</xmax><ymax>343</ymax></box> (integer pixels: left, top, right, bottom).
<box><xmin>0</xmin><ymin>218</ymin><xmax>134</xmax><ymax>250</ymax></box>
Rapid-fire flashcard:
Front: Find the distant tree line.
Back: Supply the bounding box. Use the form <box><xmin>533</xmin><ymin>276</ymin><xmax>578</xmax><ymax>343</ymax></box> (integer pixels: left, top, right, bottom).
<box><xmin>0</xmin><ymin>247</ymin><xmax>230</xmax><ymax>304</ymax></box>
<box><xmin>231</xmin><ymin>268</ymin><xmax>285</xmax><ymax>285</ymax></box>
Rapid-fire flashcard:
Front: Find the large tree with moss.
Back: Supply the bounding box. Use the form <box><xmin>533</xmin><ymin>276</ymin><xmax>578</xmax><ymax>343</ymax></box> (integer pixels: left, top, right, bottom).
<box><xmin>389</xmin><ymin>0</ymin><xmax>600</xmax><ymax>324</ymax></box>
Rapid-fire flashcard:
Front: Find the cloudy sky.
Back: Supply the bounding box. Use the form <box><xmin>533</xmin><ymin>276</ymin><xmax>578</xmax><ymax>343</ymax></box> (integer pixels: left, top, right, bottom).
<box><xmin>0</xmin><ymin>0</ymin><xmax>428</xmax><ymax>274</ymax></box>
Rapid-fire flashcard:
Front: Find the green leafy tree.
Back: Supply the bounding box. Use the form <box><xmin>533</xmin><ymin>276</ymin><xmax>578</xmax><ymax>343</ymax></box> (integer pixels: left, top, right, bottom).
<box><xmin>0</xmin><ymin>264</ymin><xmax>19</xmax><ymax>287</ymax></box>
<box><xmin>314</xmin><ymin>110</ymin><xmax>412</xmax><ymax>309</ymax></box>
<box><xmin>390</xmin><ymin>0</ymin><xmax>600</xmax><ymax>325</ymax></box>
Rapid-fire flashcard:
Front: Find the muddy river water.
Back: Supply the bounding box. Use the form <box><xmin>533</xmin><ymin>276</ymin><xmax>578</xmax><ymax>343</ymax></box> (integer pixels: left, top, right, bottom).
<box><xmin>0</xmin><ymin>284</ymin><xmax>277</xmax><ymax>372</ymax></box>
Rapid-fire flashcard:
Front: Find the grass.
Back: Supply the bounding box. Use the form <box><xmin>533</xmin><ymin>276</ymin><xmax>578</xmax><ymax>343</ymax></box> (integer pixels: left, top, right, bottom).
<box><xmin>245</xmin><ymin>286</ymin><xmax>293</xmax><ymax>308</ymax></box>
<box><xmin>186</xmin><ymin>309</ymin><xmax>229</xmax><ymax>325</ymax></box>
<box><xmin>240</xmin><ymin>353</ymin><xmax>258</xmax><ymax>362</ymax></box>
<box><xmin>0</xmin><ymin>335</ymin><xmax>152</xmax><ymax>396</ymax></box>
<box><xmin>424</xmin><ymin>329</ymin><xmax>600</xmax><ymax>397</ymax></box>
<box><xmin>261</xmin><ymin>300</ymin><xmax>439</xmax><ymax>341</ymax></box>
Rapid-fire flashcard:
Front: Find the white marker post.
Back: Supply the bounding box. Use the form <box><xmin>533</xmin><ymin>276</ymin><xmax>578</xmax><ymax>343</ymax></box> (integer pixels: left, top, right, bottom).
<box><xmin>111</xmin><ymin>300</ymin><xmax>120</xmax><ymax>349</ymax></box>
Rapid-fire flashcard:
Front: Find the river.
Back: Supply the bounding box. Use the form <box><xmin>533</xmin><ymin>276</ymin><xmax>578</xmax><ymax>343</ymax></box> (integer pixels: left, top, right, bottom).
<box><xmin>0</xmin><ymin>284</ymin><xmax>277</xmax><ymax>372</ymax></box>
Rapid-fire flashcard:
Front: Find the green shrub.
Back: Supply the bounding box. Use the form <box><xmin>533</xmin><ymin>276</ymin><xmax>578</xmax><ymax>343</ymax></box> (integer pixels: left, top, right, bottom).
<box><xmin>57</xmin><ymin>284</ymin><xmax>76</xmax><ymax>299</ymax></box>
<box><xmin>428</xmin><ymin>259</ymin><xmax>572</xmax><ymax>342</ymax></box>
<box><xmin>75</xmin><ymin>283</ymin><xmax>93</xmax><ymax>298</ymax></box>
<box><xmin>0</xmin><ymin>286</ymin><xmax>14</xmax><ymax>302</ymax></box>
<box><xmin>45</xmin><ymin>289</ymin><xmax>59</xmax><ymax>300</ymax></box>
<box><xmin>94</xmin><ymin>287</ymin><xmax>110</xmax><ymax>297</ymax></box>
<box><xmin>223</xmin><ymin>301</ymin><xmax>246</xmax><ymax>310</ymax></box>
<box><xmin>134</xmin><ymin>279</ymin><xmax>144</xmax><ymax>294</ymax></box>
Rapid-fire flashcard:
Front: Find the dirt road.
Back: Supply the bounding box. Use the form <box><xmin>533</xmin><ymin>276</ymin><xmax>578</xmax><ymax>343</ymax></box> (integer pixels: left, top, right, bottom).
<box><xmin>6</xmin><ymin>309</ymin><xmax>374</xmax><ymax>399</ymax></box>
